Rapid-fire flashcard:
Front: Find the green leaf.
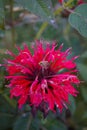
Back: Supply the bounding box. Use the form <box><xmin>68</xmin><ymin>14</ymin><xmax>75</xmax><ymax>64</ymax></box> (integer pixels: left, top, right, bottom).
<box><xmin>77</xmin><ymin>63</ymin><xmax>87</xmax><ymax>81</ymax></box>
<box><xmin>15</xmin><ymin>0</ymin><xmax>55</xmax><ymax>22</ymax></box>
<box><xmin>68</xmin><ymin>4</ymin><xmax>87</xmax><ymax>37</ymax></box>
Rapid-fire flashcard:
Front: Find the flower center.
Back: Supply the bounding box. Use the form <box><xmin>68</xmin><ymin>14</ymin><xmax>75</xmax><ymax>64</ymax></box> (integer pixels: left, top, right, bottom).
<box><xmin>36</xmin><ymin>62</ymin><xmax>55</xmax><ymax>82</ymax></box>
<box><xmin>39</xmin><ymin>60</ymin><xmax>50</xmax><ymax>70</ymax></box>
<box><xmin>27</xmin><ymin>61</ymin><xmax>55</xmax><ymax>83</ymax></box>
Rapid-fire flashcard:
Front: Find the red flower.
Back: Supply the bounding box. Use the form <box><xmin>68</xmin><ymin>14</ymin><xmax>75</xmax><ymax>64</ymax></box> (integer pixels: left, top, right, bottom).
<box><xmin>78</xmin><ymin>0</ymin><xmax>84</xmax><ymax>5</ymax></box>
<box><xmin>5</xmin><ymin>40</ymin><xmax>80</xmax><ymax>114</ymax></box>
<box><xmin>58</xmin><ymin>0</ymin><xmax>84</xmax><ymax>4</ymax></box>
<box><xmin>58</xmin><ymin>0</ymin><xmax>64</xmax><ymax>4</ymax></box>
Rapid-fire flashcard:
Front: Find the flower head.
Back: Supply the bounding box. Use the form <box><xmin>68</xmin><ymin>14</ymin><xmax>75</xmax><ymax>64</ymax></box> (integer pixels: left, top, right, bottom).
<box><xmin>5</xmin><ymin>40</ymin><xmax>80</xmax><ymax>115</ymax></box>
<box><xmin>58</xmin><ymin>0</ymin><xmax>84</xmax><ymax>4</ymax></box>
<box><xmin>78</xmin><ymin>0</ymin><xmax>85</xmax><ymax>5</ymax></box>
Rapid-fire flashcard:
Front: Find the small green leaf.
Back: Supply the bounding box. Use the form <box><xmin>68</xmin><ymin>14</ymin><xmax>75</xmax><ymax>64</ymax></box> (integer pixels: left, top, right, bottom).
<box><xmin>69</xmin><ymin>4</ymin><xmax>87</xmax><ymax>37</ymax></box>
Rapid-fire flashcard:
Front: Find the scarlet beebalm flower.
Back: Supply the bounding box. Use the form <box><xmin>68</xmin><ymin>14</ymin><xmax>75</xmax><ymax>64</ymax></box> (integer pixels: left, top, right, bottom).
<box><xmin>78</xmin><ymin>0</ymin><xmax>84</xmax><ymax>4</ymax></box>
<box><xmin>58</xmin><ymin>0</ymin><xmax>84</xmax><ymax>4</ymax></box>
<box><xmin>5</xmin><ymin>40</ymin><xmax>80</xmax><ymax>115</ymax></box>
<box><xmin>58</xmin><ymin>0</ymin><xmax>63</xmax><ymax>4</ymax></box>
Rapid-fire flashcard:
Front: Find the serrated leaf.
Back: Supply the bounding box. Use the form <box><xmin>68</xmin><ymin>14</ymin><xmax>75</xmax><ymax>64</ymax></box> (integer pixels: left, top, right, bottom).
<box><xmin>77</xmin><ymin>63</ymin><xmax>87</xmax><ymax>81</ymax></box>
<box><xmin>68</xmin><ymin>4</ymin><xmax>87</xmax><ymax>37</ymax></box>
<box><xmin>15</xmin><ymin>0</ymin><xmax>54</xmax><ymax>22</ymax></box>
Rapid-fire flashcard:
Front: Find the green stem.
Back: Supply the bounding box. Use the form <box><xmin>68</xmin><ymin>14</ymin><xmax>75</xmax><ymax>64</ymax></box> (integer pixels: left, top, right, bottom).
<box><xmin>54</xmin><ymin>0</ymin><xmax>74</xmax><ymax>15</ymax></box>
<box><xmin>10</xmin><ymin>0</ymin><xmax>15</xmax><ymax>47</ymax></box>
<box><xmin>26</xmin><ymin>114</ymin><xmax>33</xmax><ymax>130</ymax></box>
<box><xmin>35</xmin><ymin>22</ymin><xmax>48</xmax><ymax>39</ymax></box>
<box><xmin>35</xmin><ymin>0</ymin><xmax>74</xmax><ymax>39</ymax></box>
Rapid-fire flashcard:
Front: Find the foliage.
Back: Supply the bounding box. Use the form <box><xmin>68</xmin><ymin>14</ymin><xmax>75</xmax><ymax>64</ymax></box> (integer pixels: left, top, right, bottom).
<box><xmin>0</xmin><ymin>0</ymin><xmax>87</xmax><ymax>130</ymax></box>
<box><xmin>69</xmin><ymin>4</ymin><xmax>87</xmax><ymax>37</ymax></box>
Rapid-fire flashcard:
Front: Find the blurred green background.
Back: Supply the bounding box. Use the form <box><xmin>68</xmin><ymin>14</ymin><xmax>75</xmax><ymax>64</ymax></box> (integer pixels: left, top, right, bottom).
<box><xmin>0</xmin><ymin>0</ymin><xmax>87</xmax><ymax>130</ymax></box>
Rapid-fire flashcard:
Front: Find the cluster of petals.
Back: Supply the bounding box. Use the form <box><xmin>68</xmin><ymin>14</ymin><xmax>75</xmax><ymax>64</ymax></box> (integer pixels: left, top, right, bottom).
<box><xmin>5</xmin><ymin>40</ymin><xmax>80</xmax><ymax>113</ymax></box>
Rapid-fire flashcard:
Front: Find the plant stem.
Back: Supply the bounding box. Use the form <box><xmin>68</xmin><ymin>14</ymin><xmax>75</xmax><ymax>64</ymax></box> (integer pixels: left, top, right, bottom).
<box><xmin>35</xmin><ymin>0</ymin><xmax>74</xmax><ymax>39</ymax></box>
<box><xmin>26</xmin><ymin>113</ymin><xmax>33</xmax><ymax>130</ymax></box>
<box><xmin>10</xmin><ymin>0</ymin><xmax>15</xmax><ymax>47</ymax></box>
<box><xmin>54</xmin><ymin>0</ymin><xmax>74</xmax><ymax>16</ymax></box>
<box><xmin>35</xmin><ymin>22</ymin><xmax>48</xmax><ymax>39</ymax></box>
